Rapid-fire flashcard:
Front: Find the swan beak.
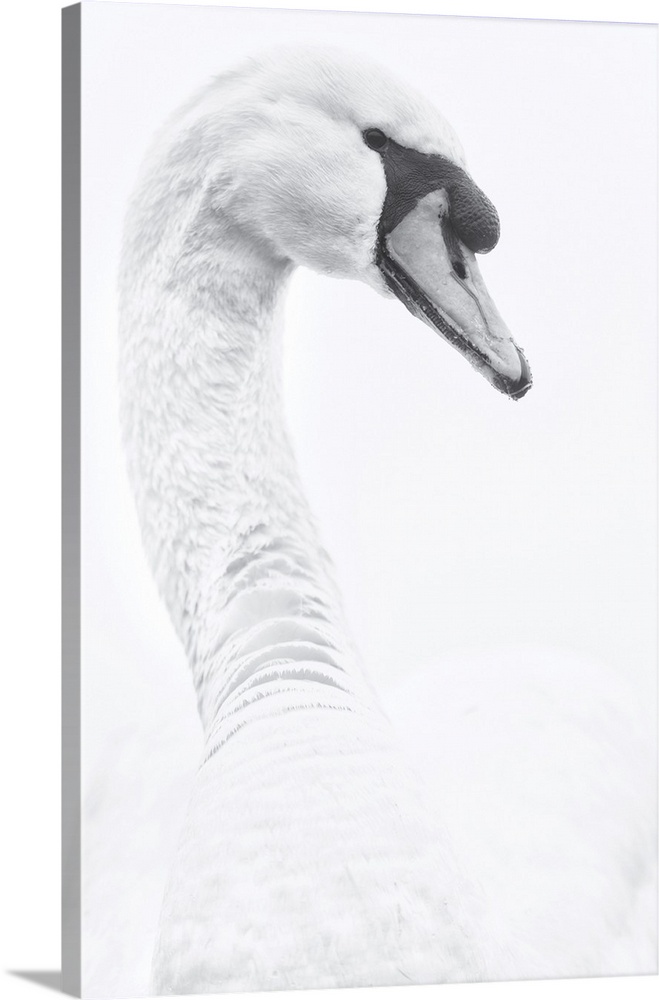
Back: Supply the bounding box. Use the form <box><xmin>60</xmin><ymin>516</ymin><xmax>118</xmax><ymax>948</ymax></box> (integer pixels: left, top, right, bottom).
<box><xmin>377</xmin><ymin>190</ymin><xmax>532</xmax><ymax>399</ymax></box>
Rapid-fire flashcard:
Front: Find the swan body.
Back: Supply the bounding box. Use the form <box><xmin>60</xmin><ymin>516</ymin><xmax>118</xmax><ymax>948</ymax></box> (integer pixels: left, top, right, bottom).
<box><xmin>85</xmin><ymin>47</ymin><xmax>656</xmax><ymax>995</ymax></box>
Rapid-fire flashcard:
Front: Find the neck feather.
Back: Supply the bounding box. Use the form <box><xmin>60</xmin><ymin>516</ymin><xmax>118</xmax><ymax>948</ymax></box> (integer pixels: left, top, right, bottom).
<box><xmin>119</xmin><ymin>209</ymin><xmax>377</xmax><ymax>744</ymax></box>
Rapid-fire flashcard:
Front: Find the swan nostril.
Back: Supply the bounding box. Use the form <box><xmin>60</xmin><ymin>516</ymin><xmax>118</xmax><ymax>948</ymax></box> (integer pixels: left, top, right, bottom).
<box><xmin>452</xmin><ymin>260</ymin><xmax>467</xmax><ymax>279</ymax></box>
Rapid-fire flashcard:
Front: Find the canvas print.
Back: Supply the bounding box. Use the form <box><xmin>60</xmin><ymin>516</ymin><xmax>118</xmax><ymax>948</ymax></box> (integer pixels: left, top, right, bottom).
<box><xmin>65</xmin><ymin>2</ymin><xmax>657</xmax><ymax>996</ymax></box>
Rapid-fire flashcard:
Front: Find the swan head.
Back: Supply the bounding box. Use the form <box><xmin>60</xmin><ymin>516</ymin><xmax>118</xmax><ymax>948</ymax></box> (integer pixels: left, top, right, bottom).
<box><xmin>158</xmin><ymin>47</ymin><xmax>531</xmax><ymax>398</ymax></box>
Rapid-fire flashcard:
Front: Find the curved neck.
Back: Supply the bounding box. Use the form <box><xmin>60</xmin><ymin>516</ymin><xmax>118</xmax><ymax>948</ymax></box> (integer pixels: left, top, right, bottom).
<box><xmin>120</xmin><ymin>212</ymin><xmax>376</xmax><ymax>744</ymax></box>
<box><xmin>119</xmin><ymin>102</ymin><xmax>484</xmax><ymax>995</ymax></box>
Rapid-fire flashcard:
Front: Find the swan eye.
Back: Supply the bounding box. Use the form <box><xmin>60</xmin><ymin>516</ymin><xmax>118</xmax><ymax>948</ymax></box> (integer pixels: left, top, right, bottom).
<box><xmin>363</xmin><ymin>128</ymin><xmax>388</xmax><ymax>151</ymax></box>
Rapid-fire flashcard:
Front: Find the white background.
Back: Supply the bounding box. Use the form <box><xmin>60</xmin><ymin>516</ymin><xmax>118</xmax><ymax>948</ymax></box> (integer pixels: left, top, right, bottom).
<box><xmin>0</xmin><ymin>2</ymin><xmax>657</xmax><ymax>1000</ymax></box>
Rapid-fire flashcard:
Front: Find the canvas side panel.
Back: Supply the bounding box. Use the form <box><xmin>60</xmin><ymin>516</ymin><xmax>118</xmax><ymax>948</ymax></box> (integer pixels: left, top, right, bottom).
<box><xmin>62</xmin><ymin>4</ymin><xmax>81</xmax><ymax>996</ymax></box>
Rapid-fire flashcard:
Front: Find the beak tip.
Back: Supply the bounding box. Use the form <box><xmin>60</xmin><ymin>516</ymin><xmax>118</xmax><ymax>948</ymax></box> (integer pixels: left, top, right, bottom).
<box><xmin>505</xmin><ymin>348</ymin><xmax>533</xmax><ymax>400</ymax></box>
<box><xmin>488</xmin><ymin>345</ymin><xmax>532</xmax><ymax>400</ymax></box>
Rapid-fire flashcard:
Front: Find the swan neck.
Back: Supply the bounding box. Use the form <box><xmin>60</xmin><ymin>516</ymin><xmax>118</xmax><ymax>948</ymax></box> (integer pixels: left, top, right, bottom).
<box><xmin>120</xmin><ymin>220</ymin><xmax>371</xmax><ymax>739</ymax></box>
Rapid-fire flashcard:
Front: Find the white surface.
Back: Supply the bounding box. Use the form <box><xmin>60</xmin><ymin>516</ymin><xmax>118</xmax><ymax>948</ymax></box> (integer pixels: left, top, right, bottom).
<box><xmin>0</xmin><ymin>1</ymin><xmax>657</xmax><ymax>999</ymax></box>
<box><xmin>81</xmin><ymin>0</ymin><xmax>657</xmax><ymax>992</ymax></box>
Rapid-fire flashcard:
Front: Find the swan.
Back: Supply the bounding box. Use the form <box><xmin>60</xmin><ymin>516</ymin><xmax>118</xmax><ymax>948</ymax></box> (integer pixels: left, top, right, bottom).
<box><xmin>100</xmin><ymin>47</ymin><xmax>656</xmax><ymax>995</ymax></box>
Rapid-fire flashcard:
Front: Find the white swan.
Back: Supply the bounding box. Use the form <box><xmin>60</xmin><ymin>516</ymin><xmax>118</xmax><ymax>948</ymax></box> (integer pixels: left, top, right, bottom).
<box><xmin>97</xmin><ymin>47</ymin><xmax>655</xmax><ymax>995</ymax></box>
